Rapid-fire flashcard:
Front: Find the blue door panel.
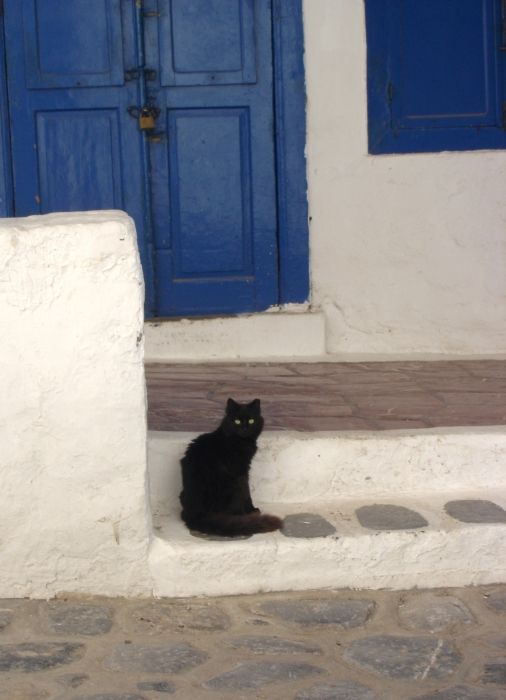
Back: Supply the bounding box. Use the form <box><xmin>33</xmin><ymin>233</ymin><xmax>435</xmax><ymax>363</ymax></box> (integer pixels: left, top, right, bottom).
<box><xmin>159</xmin><ymin>0</ymin><xmax>256</xmax><ymax>86</ymax></box>
<box><xmin>155</xmin><ymin>250</ymin><xmax>256</xmax><ymax>316</ymax></box>
<box><xmin>366</xmin><ymin>0</ymin><xmax>506</xmax><ymax>153</ymax></box>
<box><xmin>394</xmin><ymin>0</ymin><xmax>497</xmax><ymax>129</ymax></box>
<box><xmin>36</xmin><ymin>110</ymin><xmax>123</xmax><ymax>212</ymax></box>
<box><xmin>23</xmin><ymin>0</ymin><xmax>124</xmax><ymax>89</ymax></box>
<box><xmin>168</xmin><ymin>108</ymin><xmax>252</xmax><ymax>276</ymax></box>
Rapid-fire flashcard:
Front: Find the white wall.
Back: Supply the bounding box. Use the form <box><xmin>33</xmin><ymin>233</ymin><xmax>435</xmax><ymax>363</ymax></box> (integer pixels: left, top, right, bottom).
<box><xmin>0</xmin><ymin>211</ymin><xmax>153</xmax><ymax>597</ymax></box>
<box><xmin>304</xmin><ymin>0</ymin><xmax>506</xmax><ymax>355</ymax></box>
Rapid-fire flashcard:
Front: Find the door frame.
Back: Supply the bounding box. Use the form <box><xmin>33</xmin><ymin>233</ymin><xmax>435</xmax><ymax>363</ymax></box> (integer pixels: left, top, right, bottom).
<box><xmin>0</xmin><ymin>0</ymin><xmax>309</xmax><ymax>309</ymax></box>
<box><xmin>272</xmin><ymin>0</ymin><xmax>310</xmax><ymax>305</ymax></box>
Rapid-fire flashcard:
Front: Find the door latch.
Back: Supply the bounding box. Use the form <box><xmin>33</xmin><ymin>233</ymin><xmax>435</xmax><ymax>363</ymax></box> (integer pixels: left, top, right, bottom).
<box><xmin>127</xmin><ymin>104</ymin><xmax>160</xmax><ymax>131</ymax></box>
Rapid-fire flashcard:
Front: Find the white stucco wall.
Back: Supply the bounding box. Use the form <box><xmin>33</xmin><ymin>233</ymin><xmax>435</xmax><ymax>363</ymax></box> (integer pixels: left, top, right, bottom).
<box><xmin>0</xmin><ymin>211</ymin><xmax>153</xmax><ymax>598</ymax></box>
<box><xmin>304</xmin><ymin>0</ymin><xmax>506</xmax><ymax>355</ymax></box>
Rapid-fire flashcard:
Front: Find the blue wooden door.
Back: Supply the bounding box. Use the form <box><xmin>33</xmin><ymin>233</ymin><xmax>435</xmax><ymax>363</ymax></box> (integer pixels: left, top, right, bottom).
<box><xmin>3</xmin><ymin>0</ymin><xmax>278</xmax><ymax>317</ymax></box>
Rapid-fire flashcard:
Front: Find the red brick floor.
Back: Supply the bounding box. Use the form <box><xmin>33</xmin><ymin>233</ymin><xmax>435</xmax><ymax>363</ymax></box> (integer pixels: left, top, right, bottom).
<box><xmin>146</xmin><ymin>360</ymin><xmax>506</xmax><ymax>432</ymax></box>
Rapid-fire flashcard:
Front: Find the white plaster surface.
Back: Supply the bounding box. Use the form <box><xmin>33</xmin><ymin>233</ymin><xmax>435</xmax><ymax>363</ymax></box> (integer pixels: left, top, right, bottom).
<box><xmin>144</xmin><ymin>311</ymin><xmax>326</xmax><ymax>362</ymax></box>
<box><xmin>148</xmin><ymin>428</ymin><xmax>506</xmax><ymax>508</ymax></box>
<box><xmin>0</xmin><ymin>211</ymin><xmax>152</xmax><ymax>598</ymax></box>
<box><xmin>303</xmin><ymin>0</ymin><xmax>506</xmax><ymax>356</ymax></box>
<box><xmin>148</xmin><ymin>428</ymin><xmax>506</xmax><ymax>597</ymax></box>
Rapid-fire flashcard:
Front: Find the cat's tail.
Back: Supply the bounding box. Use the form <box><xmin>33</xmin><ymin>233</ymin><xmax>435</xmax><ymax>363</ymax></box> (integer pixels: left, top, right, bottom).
<box><xmin>182</xmin><ymin>511</ymin><xmax>282</xmax><ymax>537</ymax></box>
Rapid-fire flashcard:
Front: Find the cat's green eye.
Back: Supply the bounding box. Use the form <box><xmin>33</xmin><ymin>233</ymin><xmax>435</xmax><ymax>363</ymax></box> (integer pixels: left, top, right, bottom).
<box><xmin>234</xmin><ymin>419</ymin><xmax>241</xmax><ymax>425</ymax></box>
<box><xmin>248</xmin><ymin>418</ymin><xmax>255</xmax><ymax>424</ymax></box>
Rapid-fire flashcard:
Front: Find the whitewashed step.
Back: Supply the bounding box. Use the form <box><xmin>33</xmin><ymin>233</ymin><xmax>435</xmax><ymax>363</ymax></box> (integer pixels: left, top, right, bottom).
<box><xmin>147</xmin><ymin>428</ymin><xmax>506</xmax><ymax>597</ymax></box>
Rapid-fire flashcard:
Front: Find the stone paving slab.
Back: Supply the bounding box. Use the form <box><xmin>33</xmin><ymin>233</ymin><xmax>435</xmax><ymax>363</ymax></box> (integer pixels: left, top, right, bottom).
<box><xmin>145</xmin><ymin>360</ymin><xmax>506</xmax><ymax>432</ymax></box>
<box><xmin>444</xmin><ymin>500</ymin><xmax>506</xmax><ymax>524</ymax></box>
<box><xmin>355</xmin><ymin>504</ymin><xmax>429</xmax><ymax>531</ymax></box>
<box><xmin>281</xmin><ymin>513</ymin><xmax>337</xmax><ymax>539</ymax></box>
<box><xmin>1</xmin><ymin>586</ymin><xmax>506</xmax><ymax>699</ymax></box>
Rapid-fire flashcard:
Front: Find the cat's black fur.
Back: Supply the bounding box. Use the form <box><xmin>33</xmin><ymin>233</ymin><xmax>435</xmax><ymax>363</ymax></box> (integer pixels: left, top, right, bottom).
<box><xmin>179</xmin><ymin>398</ymin><xmax>282</xmax><ymax>537</ymax></box>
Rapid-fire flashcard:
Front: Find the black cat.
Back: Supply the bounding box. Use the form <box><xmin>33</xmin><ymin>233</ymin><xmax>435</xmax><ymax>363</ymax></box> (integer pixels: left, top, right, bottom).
<box><xmin>179</xmin><ymin>398</ymin><xmax>282</xmax><ymax>537</ymax></box>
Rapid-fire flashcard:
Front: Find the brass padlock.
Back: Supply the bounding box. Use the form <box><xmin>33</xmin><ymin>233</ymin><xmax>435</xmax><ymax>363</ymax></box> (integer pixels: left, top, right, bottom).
<box><xmin>139</xmin><ymin>108</ymin><xmax>156</xmax><ymax>130</ymax></box>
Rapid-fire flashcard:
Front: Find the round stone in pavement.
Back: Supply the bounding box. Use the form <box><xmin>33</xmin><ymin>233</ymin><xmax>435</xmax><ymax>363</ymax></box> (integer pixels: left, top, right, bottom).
<box><xmin>344</xmin><ymin>635</ymin><xmax>462</xmax><ymax>680</ymax></box>
<box><xmin>398</xmin><ymin>592</ymin><xmax>475</xmax><ymax>631</ymax></box>
<box><xmin>256</xmin><ymin>597</ymin><xmax>375</xmax><ymax>628</ymax></box>
<box><xmin>412</xmin><ymin>685</ymin><xmax>499</xmax><ymax>699</ymax></box>
<box><xmin>355</xmin><ymin>504</ymin><xmax>428</xmax><ymax>530</ymax></box>
<box><xmin>295</xmin><ymin>680</ymin><xmax>378</xmax><ymax>699</ymax></box>
<box><xmin>203</xmin><ymin>661</ymin><xmax>325</xmax><ymax>691</ymax></box>
<box><xmin>484</xmin><ymin>588</ymin><xmax>506</xmax><ymax>613</ymax></box>
<box><xmin>0</xmin><ymin>611</ymin><xmax>12</xmax><ymax>631</ymax></box>
<box><xmin>104</xmin><ymin>643</ymin><xmax>208</xmax><ymax>674</ymax></box>
<box><xmin>444</xmin><ymin>500</ymin><xmax>506</xmax><ymax>524</ymax></box>
<box><xmin>43</xmin><ymin>602</ymin><xmax>113</xmax><ymax>636</ymax></box>
<box><xmin>227</xmin><ymin>635</ymin><xmax>322</xmax><ymax>654</ymax></box>
<box><xmin>137</xmin><ymin>681</ymin><xmax>175</xmax><ymax>694</ymax></box>
<box><xmin>0</xmin><ymin>642</ymin><xmax>85</xmax><ymax>672</ymax></box>
<box><xmin>281</xmin><ymin>513</ymin><xmax>336</xmax><ymax>538</ymax></box>
<box><xmin>126</xmin><ymin>600</ymin><xmax>230</xmax><ymax>634</ymax></box>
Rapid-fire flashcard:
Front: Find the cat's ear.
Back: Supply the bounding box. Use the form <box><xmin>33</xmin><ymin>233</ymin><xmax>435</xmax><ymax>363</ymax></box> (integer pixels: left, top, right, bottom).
<box><xmin>250</xmin><ymin>398</ymin><xmax>261</xmax><ymax>412</ymax></box>
<box><xmin>226</xmin><ymin>398</ymin><xmax>238</xmax><ymax>413</ymax></box>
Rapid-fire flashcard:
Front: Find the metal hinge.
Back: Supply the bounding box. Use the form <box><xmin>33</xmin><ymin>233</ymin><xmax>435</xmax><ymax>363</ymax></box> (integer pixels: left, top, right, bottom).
<box><xmin>502</xmin><ymin>103</ymin><xmax>506</xmax><ymax>130</ymax></box>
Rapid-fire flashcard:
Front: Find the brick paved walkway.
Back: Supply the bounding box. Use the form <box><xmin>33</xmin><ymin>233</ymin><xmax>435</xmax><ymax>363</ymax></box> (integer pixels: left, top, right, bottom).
<box><xmin>146</xmin><ymin>361</ymin><xmax>506</xmax><ymax>432</ymax></box>
<box><xmin>1</xmin><ymin>585</ymin><xmax>505</xmax><ymax>699</ymax></box>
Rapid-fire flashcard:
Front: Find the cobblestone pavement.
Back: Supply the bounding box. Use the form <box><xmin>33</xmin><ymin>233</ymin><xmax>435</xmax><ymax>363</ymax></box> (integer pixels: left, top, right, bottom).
<box><xmin>1</xmin><ymin>585</ymin><xmax>506</xmax><ymax>699</ymax></box>
<box><xmin>145</xmin><ymin>361</ymin><xmax>506</xmax><ymax>432</ymax></box>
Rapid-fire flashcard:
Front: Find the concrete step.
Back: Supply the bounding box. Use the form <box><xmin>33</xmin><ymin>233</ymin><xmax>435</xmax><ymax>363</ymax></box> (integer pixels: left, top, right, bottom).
<box><xmin>147</xmin><ymin>428</ymin><xmax>506</xmax><ymax>597</ymax></box>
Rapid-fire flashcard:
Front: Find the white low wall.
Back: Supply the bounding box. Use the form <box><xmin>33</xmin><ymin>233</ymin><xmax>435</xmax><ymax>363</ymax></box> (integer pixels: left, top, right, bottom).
<box><xmin>0</xmin><ymin>211</ymin><xmax>152</xmax><ymax>598</ymax></box>
<box><xmin>304</xmin><ymin>0</ymin><xmax>506</xmax><ymax>356</ymax></box>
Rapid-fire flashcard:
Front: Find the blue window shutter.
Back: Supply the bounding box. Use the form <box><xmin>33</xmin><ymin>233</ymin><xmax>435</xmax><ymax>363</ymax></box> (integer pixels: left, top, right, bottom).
<box><xmin>366</xmin><ymin>0</ymin><xmax>506</xmax><ymax>154</ymax></box>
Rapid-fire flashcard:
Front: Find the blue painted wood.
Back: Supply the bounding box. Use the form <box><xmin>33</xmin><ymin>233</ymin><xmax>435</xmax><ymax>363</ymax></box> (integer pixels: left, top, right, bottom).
<box><xmin>0</xmin><ymin>10</ymin><xmax>13</xmax><ymax>217</ymax></box>
<box><xmin>23</xmin><ymin>0</ymin><xmax>124</xmax><ymax>89</ymax></box>
<box><xmin>168</xmin><ymin>109</ymin><xmax>253</xmax><ymax>276</ymax></box>
<box><xmin>366</xmin><ymin>0</ymin><xmax>506</xmax><ymax>154</ymax></box>
<box><xmin>160</xmin><ymin>0</ymin><xmax>256</xmax><ymax>86</ymax></box>
<box><xmin>150</xmin><ymin>0</ymin><xmax>278</xmax><ymax>315</ymax></box>
<box><xmin>273</xmin><ymin>0</ymin><xmax>309</xmax><ymax>304</ymax></box>
<box><xmin>36</xmin><ymin>110</ymin><xmax>122</xmax><ymax>212</ymax></box>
